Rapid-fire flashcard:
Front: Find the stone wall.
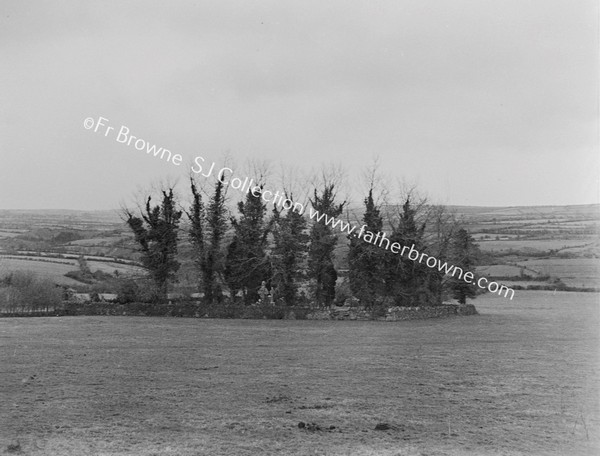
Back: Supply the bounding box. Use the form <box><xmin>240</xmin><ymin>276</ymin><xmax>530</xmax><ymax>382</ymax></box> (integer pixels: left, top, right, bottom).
<box><xmin>306</xmin><ymin>304</ymin><xmax>477</xmax><ymax>321</ymax></box>
<box><xmin>1</xmin><ymin>301</ymin><xmax>477</xmax><ymax>321</ymax></box>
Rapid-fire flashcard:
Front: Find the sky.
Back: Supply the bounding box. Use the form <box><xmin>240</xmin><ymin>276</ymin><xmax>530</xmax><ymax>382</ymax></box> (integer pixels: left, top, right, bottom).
<box><xmin>0</xmin><ymin>0</ymin><xmax>598</xmax><ymax>210</ymax></box>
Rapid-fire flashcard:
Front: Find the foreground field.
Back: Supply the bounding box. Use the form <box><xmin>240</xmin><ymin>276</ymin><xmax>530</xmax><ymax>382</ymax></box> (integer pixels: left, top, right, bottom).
<box><xmin>1</xmin><ymin>292</ymin><xmax>599</xmax><ymax>456</ymax></box>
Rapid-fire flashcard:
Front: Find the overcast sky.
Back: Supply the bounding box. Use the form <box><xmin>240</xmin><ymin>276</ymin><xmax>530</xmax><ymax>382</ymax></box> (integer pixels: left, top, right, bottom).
<box><xmin>0</xmin><ymin>0</ymin><xmax>598</xmax><ymax>210</ymax></box>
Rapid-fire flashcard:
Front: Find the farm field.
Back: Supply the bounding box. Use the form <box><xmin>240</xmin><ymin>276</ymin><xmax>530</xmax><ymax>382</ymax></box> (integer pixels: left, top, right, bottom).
<box><xmin>0</xmin><ymin>230</ymin><xmax>25</xmax><ymax>239</ymax></box>
<box><xmin>476</xmin><ymin>238</ymin><xmax>596</xmax><ymax>253</ymax></box>
<box><xmin>0</xmin><ymin>257</ymin><xmax>81</xmax><ymax>286</ymax></box>
<box><xmin>0</xmin><ymin>256</ymin><xmax>144</xmax><ymax>286</ymax></box>
<box><xmin>85</xmin><ymin>261</ymin><xmax>145</xmax><ymax>277</ymax></box>
<box><xmin>1</xmin><ymin>291</ymin><xmax>598</xmax><ymax>456</ymax></box>
<box><xmin>475</xmin><ymin>264</ymin><xmax>538</xmax><ymax>277</ymax></box>
<box><xmin>475</xmin><ymin>259</ymin><xmax>600</xmax><ymax>289</ymax></box>
<box><xmin>68</xmin><ymin>237</ymin><xmax>129</xmax><ymax>247</ymax></box>
<box><xmin>516</xmin><ymin>258</ymin><xmax>600</xmax><ymax>288</ymax></box>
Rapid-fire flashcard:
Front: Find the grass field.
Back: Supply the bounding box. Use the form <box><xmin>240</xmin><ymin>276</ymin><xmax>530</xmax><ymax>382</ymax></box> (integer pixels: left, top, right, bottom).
<box><xmin>475</xmin><ymin>259</ymin><xmax>600</xmax><ymax>289</ymax></box>
<box><xmin>516</xmin><ymin>258</ymin><xmax>600</xmax><ymax>288</ymax></box>
<box><xmin>477</xmin><ymin>238</ymin><xmax>596</xmax><ymax>252</ymax></box>
<box><xmin>68</xmin><ymin>237</ymin><xmax>128</xmax><ymax>247</ymax></box>
<box><xmin>85</xmin><ymin>261</ymin><xmax>145</xmax><ymax>277</ymax></box>
<box><xmin>475</xmin><ymin>264</ymin><xmax>539</xmax><ymax>277</ymax></box>
<box><xmin>1</xmin><ymin>291</ymin><xmax>599</xmax><ymax>456</ymax></box>
<box><xmin>0</xmin><ymin>256</ymin><xmax>145</xmax><ymax>286</ymax></box>
<box><xmin>0</xmin><ymin>258</ymin><xmax>81</xmax><ymax>286</ymax></box>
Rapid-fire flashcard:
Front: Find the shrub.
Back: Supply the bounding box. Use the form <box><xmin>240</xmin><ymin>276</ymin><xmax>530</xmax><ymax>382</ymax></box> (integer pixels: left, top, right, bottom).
<box><xmin>116</xmin><ymin>279</ymin><xmax>140</xmax><ymax>304</ymax></box>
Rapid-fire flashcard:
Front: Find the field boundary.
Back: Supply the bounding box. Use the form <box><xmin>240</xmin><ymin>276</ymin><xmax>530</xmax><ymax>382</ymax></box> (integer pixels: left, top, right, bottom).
<box><xmin>0</xmin><ymin>301</ymin><xmax>478</xmax><ymax>321</ymax></box>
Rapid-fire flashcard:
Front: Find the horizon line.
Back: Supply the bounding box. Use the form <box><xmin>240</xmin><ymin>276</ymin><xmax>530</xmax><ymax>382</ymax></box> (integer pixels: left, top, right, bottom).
<box><xmin>1</xmin><ymin>202</ymin><xmax>599</xmax><ymax>212</ymax></box>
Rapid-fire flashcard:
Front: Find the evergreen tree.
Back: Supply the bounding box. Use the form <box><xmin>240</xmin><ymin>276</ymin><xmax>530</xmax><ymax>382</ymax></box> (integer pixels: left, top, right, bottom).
<box><xmin>448</xmin><ymin>228</ymin><xmax>479</xmax><ymax>304</ymax></box>
<box><xmin>271</xmin><ymin>198</ymin><xmax>309</xmax><ymax>306</ymax></box>
<box><xmin>224</xmin><ymin>236</ymin><xmax>244</xmax><ymax>301</ymax></box>
<box><xmin>224</xmin><ymin>185</ymin><xmax>272</xmax><ymax>304</ymax></box>
<box><xmin>124</xmin><ymin>188</ymin><xmax>182</xmax><ymax>301</ymax></box>
<box><xmin>187</xmin><ymin>179</ymin><xmax>228</xmax><ymax>304</ymax></box>
<box><xmin>348</xmin><ymin>188</ymin><xmax>385</xmax><ymax>308</ymax></box>
<box><xmin>307</xmin><ymin>184</ymin><xmax>345</xmax><ymax>307</ymax></box>
<box><xmin>383</xmin><ymin>198</ymin><xmax>429</xmax><ymax>306</ymax></box>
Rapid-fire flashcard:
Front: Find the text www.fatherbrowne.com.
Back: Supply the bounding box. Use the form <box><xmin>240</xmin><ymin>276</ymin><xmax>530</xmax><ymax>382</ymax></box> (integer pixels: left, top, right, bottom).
<box><xmin>305</xmin><ymin>208</ymin><xmax>514</xmax><ymax>301</ymax></box>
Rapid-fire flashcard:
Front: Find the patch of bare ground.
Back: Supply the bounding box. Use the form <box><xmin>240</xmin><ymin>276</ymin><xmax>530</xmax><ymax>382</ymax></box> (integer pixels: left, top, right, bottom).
<box><xmin>0</xmin><ymin>291</ymin><xmax>598</xmax><ymax>455</ymax></box>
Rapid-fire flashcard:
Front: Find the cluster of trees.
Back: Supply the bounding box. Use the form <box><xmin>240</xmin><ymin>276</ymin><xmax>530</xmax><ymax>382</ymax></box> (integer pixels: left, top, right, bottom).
<box><xmin>0</xmin><ymin>271</ymin><xmax>63</xmax><ymax>313</ymax></box>
<box><xmin>124</xmin><ymin>174</ymin><xmax>480</xmax><ymax>307</ymax></box>
<box><xmin>347</xmin><ymin>186</ymin><xmax>479</xmax><ymax>307</ymax></box>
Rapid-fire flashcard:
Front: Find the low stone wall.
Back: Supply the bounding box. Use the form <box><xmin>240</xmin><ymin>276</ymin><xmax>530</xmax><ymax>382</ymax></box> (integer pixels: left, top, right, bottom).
<box><xmin>307</xmin><ymin>304</ymin><xmax>477</xmax><ymax>321</ymax></box>
<box><xmin>386</xmin><ymin>304</ymin><xmax>477</xmax><ymax>320</ymax></box>
<box><xmin>1</xmin><ymin>301</ymin><xmax>477</xmax><ymax>321</ymax></box>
